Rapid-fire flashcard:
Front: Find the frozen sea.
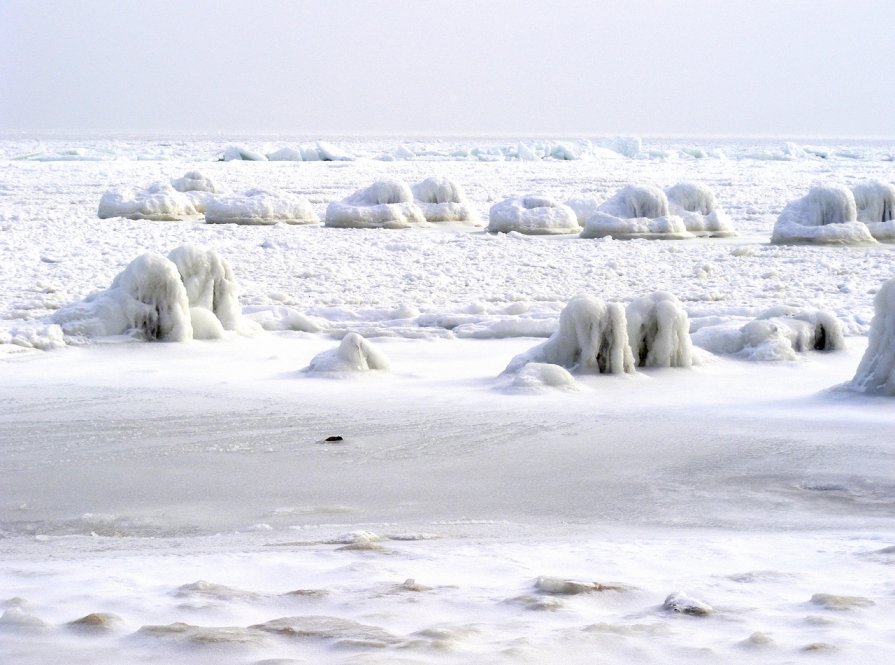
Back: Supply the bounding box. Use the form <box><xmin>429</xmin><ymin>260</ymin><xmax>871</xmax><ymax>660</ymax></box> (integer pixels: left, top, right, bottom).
<box><xmin>1</xmin><ymin>135</ymin><xmax>894</xmax><ymax>664</ymax></box>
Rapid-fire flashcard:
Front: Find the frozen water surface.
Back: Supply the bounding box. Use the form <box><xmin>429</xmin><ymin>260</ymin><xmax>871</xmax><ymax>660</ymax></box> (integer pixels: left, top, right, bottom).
<box><xmin>1</xmin><ymin>136</ymin><xmax>895</xmax><ymax>664</ymax></box>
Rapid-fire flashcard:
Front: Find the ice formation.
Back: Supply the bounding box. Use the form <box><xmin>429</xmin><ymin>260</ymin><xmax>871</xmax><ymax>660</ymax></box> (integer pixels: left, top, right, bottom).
<box><xmin>306</xmin><ymin>332</ymin><xmax>390</xmax><ymax>373</ymax></box>
<box><xmin>220</xmin><ymin>145</ymin><xmax>267</xmax><ymax>161</ymax></box>
<box><xmin>97</xmin><ymin>183</ymin><xmax>200</xmax><ymax>221</ymax></box>
<box><xmin>487</xmin><ymin>196</ymin><xmax>580</xmax><ymax>235</ymax></box>
<box><xmin>170</xmin><ymin>171</ymin><xmax>220</xmax><ymax>213</ymax></box>
<box><xmin>167</xmin><ymin>245</ymin><xmax>243</xmax><ymax>333</ymax></box>
<box><xmin>850</xmin><ymin>278</ymin><xmax>895</xmax><ymax>395</ymax></box>
<box><xmin>626</xmin><ymin>292</ymin><xmax>693</xmax><ymax>368</ymax></box>
<box><xmin>665</xmin><ymin>182</ymin><xmax>736</xmax><ymax>237</ymax></box>
<box><xmin>691</xmin><ymin>307</ymin><xmax>845</xmax><ymax>361</ymax></box>
<box><xmin>325</xmin><ymin>180</ymin><xmax>427</xmax><ymax>229</ymax></box>
<box><xmin>411</xmin><ymin>177</ymin><xmax>479</xmax><ymax>224</ymax></box>
<box><xmin>53</xmin><ymin>252</ymin><xmax>193</xmax><ymax>342</ymax></box>
<box><xmin>504</xmin><ymin>295</ymin><xmax>634</xmax><ymax>374</ymax></box>
<box><xmin>579</xmin><ymin>185</ymin><xmax>691</xmax><ymax>240</ymax></box>
<box><xmin>771</xmin><ymin>185</ymin><xmax>876</xmax><ymax>245</ymax></box>
<box><xmin>509</xmin><ymin>362</ymin><xmax>579</xmax><ymax>391</ymax></box>
<box><xmin>205</xmin><ymin>189</ymin><xmax>318</xmax><ymax>225</ymax></box>
<box><xmin>853</xmin><ymin>181</ymin><xmax>895</xmax><ymax>241</ymax></box>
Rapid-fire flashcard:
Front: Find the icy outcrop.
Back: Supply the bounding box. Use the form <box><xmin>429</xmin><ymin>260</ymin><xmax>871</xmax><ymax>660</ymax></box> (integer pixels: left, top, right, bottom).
<box><xmin>167</xmin><ymin>245</ymin><xmax>243</xmax><ymax>333</ymax></box>
<box><xmin>98</xmin><ymin>183</ymin><xmax>200</xmax><ymax>221</ymax></box>
<box><xmin>411</xmin><ymin>177</ymin><xmax>479</xmax><ymax>224</ymax></box>
<box><xmin>221</xmin><ymin>145</ymin><xmax>267</xmax><ymax>161</ymax></box>
<box><xmin>771</xmin><ymin>186</ymin><xmax>876</xmax><ymax>245</ymax></box>
<box><xmin>850</xmin><ymin>278</ymin><xmax>895</xmax><ymax>395</ymax></box>
<box><xmin>205</xmin><ymin>189</ymin><xmax>318</xmax><ymax>225</ymax></box>
<box><xmin>487</xmin><ymin>196</ymin><xmax>580</xmax><ymax>235</ymax></box>
<box><xmin>666</xmin><ymin>182</ymin><xmax>736</xmax><ymax>237</ymax></box>
<box><xmin>579</xmin><ymin>185</ymin><xmax>691</xmax><ymax>240</ymax></box>
<box><xmin>170</xmin><ymin>171</ymin><xmax>219</xmax><ymax>213</ymax></box>
<box><xmin>626</xmin><ymin>292</ymin><xmax>693</xmax><ymax>368</ymax></box>
<box><xmin>306</xmin><ymin>333</ymin><xmax>390</xmax><ymax>373</ymax></box>
<box><xmin>325</xmin><ymin>180</ymin><xmax>427</xmax><ymax>229</ymax></box>
<box><xmin>691</xmin><ymin>307</ymin><xmax>845</xmax><ymax>361</ymax></box>
<box><xmin>505</xmin><ymin>295</ymin><xmax>634</xmax><ymax>374</ymax></box>
<box><xmin>266</xmin><ymin>147</ymin><xmax>304</xmax><ymax>161</ymax></box>
<box><xmin>853</xmin><ymin>181</ymin><xmax>895</xmax><ymax>241</ymax></box>
<box><xmin>54</xmin><ymin>253</ymin><xmax>193</xmax><ymax>342</ymax></box>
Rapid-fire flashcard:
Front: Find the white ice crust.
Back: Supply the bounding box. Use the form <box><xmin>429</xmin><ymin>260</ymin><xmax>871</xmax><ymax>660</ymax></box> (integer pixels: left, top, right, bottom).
<box><xmin>306</xmin><ymin>332</ymin><xmax>390</xmax><ymax>373</ymax></box>
<box><xmin>579</xmin><ymin>185</ymin><xmax>691</xmax><ymax>240</ymax></box>
<box><xmin>325</xmin><ymin>180</ymin><xmax>427</xmax><ymax>229</ymax></box>
<box><xmin>505</xmin><ymin>295</ymin><xmax>634</xmax><ymax>374</ymax></box>
<box><xmin>205</xmin><ymin>189</ymin><xmax>318</xmax><ymax>225</ymax></box>
<box><xmin>411</xmin><ymin>177</ymin><xmax>479</xmax><ymax>224</ymax></box>
<box><xmin>850</xmin><ymin>278</ymin><xmax>895</xmax><ymax>395</ymax></box>
<box><xmin>771</xmin><ymin>185</ymin><xmax>876</xmax><ymax>245</ymax></box>
<box><xmin>487</xmin><ymin>196</ymin><xmax>580</xmax><ymax>235</ymax></box>
<box><xmin>626</xmin><ymin>291</ymin><xmax>693</xmax><ymax>368</ymax></box>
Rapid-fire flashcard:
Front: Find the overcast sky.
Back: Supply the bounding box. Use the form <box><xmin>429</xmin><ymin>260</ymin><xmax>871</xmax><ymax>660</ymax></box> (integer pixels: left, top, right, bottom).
<box><xmin>2</xmin><ymin>0</ymin><xmax>894</xmax><ymax>136</ymax></box>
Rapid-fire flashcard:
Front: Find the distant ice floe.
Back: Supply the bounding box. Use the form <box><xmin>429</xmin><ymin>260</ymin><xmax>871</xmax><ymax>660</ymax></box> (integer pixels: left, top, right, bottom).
<box><xmin>579</xmin><ymin>184</ymin><xmax>692</xmax><ymax>240</ymax></box>
<box><xmin>325</xmin><ymin>180</ymin><xmax>427</xmax><ymax>229</ymax></box>
<box><xmin>53</xmin><ymin>245</ymin><xmax>256</xmax><ymax>342</ymax></box>
<box><xmin>305</xmin><ymin>332</ymin><xmax>390</xmax><ymax>373</ymax></box>
<box><xmin>771</xmin><ymin>185</ymin><xmax>877</xmax><ymax>245</ymax></box>
<box><xmin>205</xmin><ymin>189</ymin><xmax>318</xmax><ymax>225</ymax></box>
<box><xmin>487</xmin><ymin>195</ymin><xmax>580</xmax><ymax>235</ymax></box>
<box><xmin>411</xmin><ymin>177</ymin><xmax>479</xmax><ymax>224</ymax></box>
<box><xmin>691</xmin><ymin>306</ymin><xmax>845</xmax><ymax>361</ymax></box>
<box><xmin>223</xmin><ymin>142</ymin><xmax>355</xmax><ymax>162</ymax></box>
<box><xmin>850</xmin><ymin>278</ymin><xmax>895</xmax><ymax>395</ymax></box>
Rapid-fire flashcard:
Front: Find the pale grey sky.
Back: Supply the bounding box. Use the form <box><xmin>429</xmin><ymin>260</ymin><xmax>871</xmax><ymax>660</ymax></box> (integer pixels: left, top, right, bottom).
<box><xmin>2</xmin><ymin>0</ymin><xmax>894</xmax><ymax>136</ymax></box>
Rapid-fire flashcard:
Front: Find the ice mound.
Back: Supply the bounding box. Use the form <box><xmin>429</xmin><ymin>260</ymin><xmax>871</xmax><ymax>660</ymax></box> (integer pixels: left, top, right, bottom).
<box><xmin>850</xmin><ymin>278</ymin><xmax>895</xmax><ymax>395</ymax></box>
<box><xmin>535</xmin><ymin>576</ymin><xmax>626</xmax><ymax>594</ymax></box>
<box><xmin>305</xmin><ymin>333</ymin><xmax>390</xmax><ymax>373</ymax></box>
<box><xmin>205</xmin><ymin>189</ymin><xmax>318</xmax><ymax>225</ymax></box>
<box><xmin>67</xmin><ymin>612</ymin><xmax>123</xmax><ymax>633</ymax></box>
<box><xmin>97</xmin><ymin>182</ymin><xmax>200</xmax><ymax>221</ymax></box>
<box><xmin>325</xmin><ymin>180</ymin><xmax>427</xmax><ymax>229</ymax></box>
<box><xmin>504</xmin><ymin>295</ymin><xmax>634</xmax><ymax>375</ymax></box>
<box><xmin>579</xmin><ymin>185</ymin><xmax>691</xmax><ymax>240</ymax></box>
<box><xmin>487</xmin><ymin>195</ymin><xmax>580</xmax><ymax>235</ymax></box>
<box><xmin>665</xmin><ymin>182</ymin><xmax>736</xmax><ymax>237</ymax></box>
<box><xmin>771</xmin><ymin>185</ymin><xmax>877</xmax><ymax>245</ymax></box>
<box><xmin>138</xmin><ymin>621</ymin><xmax>267</xmax><ymax>646</ymax></box>
<box><xmin>509</xmin><ymin>363</ymin><xmax>579</xmax><ymax>391</ymax></box>
<box><xmin>853</xmin><ymin>181</ymin><xmax>895</xmax><ymax>241</ymax></box>
<box><xmin>221</xmin><ymin>145</ymin><xmax>268</xmax><ymax>161</ymax></box>
<box><xmin>411</xmin><ymin>177</ymin><xmax>479</xmax><ymax>224</ymax></box>
<box><xmin>692</xmin><ymin>306</ymin><xmax>845</xmax><ymax>361</ymax></box>
<box><xmin>0</xmin><ymin>324</ymin><xmax>65</xmax><ymax>351</ymax></box>
<box><xmin>170</xmin><ymin>170</ymin><xmax>219</xmax><ymax>213</ymax></box>
<box><xmin>54</xmin><ymin>252</ymin><xmax>193</xmax><ymax>341</ymax></box>
<box><xmin>810</xmin><ymin>593</ymin><xmax>875</xmax><ymax>610</ymax></box>
<box><xmin>663</xmin><ymin>591</ymin><xmax>713</xmax><ymax>616</ymax></box>
<box><xmin>626</xmin><ymin>292</ymin><xmax>693</xmax><ymax>368</ymax></box>
<box><xmin>265</xmin><ymin>142</ymin><xmax>355</xmax><ymax>162</ymax></box>
<box><xmin>565</xmin><ymin>196</ymin><xmax>602</xmax><ymax>226</ymax></box>
<box><xmin>249</xmin><ymin>615</ymin><xmax>399</xmax><ymax>646</ymax></box>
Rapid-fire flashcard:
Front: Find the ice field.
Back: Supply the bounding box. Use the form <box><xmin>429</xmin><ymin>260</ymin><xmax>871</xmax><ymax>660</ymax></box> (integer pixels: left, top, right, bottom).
<box><xmin>1</xmin><ymin>135</ymin><xmax>895</xmax><ymax>664</ymax></box>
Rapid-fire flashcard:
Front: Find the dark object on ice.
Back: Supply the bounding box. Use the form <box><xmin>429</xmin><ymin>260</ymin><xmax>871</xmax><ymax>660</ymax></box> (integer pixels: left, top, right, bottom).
<box><xmin>323</xmin><ymin>435</ymin><xmax>343</xmax><ymax>442</ymax></box>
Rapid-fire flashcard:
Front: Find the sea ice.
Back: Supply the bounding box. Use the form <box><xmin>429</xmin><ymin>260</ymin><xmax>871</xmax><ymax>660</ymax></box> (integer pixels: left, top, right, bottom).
<box><xmin>411</xmin><ymin>177</ymin><xmax>479</xmax><ymax>224</ymax></box>
<box><xmin>305</xmin><ymin>332</ymin><xmax>390</xmax><ymax>373</ymax></box>
<box><xmin>97</xmin><ymin>182</ymin><xmax>200</xmax><ymax>221</ymax></box>
<box><xmin>487</xmin><ymin>195</ymin><xmax>580</xmax><ymax>235</ymax></box>
<box><xmin>771</xmin><ymin>185</ymin><xmax>877</xmax><ymax>245</ymax></box>
<box><xmin>850</xmin><ymin>277</ymin><xmax>895</xmax><ymax>395</ymax></box>
<box><xmin>665</xmin><ymin>182</ymin><xmax>737</xmax><ymax>237</ymax></box>
<box><xmin>853</xmin><ymin>180</ymin><xmax>895</xmax><ymax>241</ymax></box>
<box><xmin>325</xmin><ymin>180</ymin><xmax>427</xmax><ymax>229</ymax></box>
<box><xmin>579</xmin><ymin>185</ymin><xmax>692</xmax><ymax>240</ymax></box>
<box><xmin>205</xmin><ymin>189</ymin><xmax>318</xmax><ymax>225</ymax></box>
<box><xmin>626</xmin><ymin>291</ymin><xmax>693</xmax><ymax>368</ymax></box>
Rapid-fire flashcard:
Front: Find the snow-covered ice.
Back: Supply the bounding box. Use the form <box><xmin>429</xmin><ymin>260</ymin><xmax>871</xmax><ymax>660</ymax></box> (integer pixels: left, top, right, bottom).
<box><xmin>487</xmin><ymin>195</ymin><xmax>580</xmax><ymax>234</ymax></box>
<box><xmin>205</xmin><ymin>189</ymin><xmax>319</xmax><ymax>225</ymax></box>
<box><xmin>579</xmin><ymin>184</ymin><xmax>692</xmax><ymax>240</ymax></box>
<box><xmin>97</xmin><ymin>182</ymin><xmax>201</xmax><ymax>221</ymax></box>
<box><xmin>771</xmin><ymin>185</ymin><xmax>877</xmax><ymax>245</ymax></box>
<box><xmin>325</xmin><ymin>179</ymin><xmax>427</xmax><ymax>228</ymax></box>
<box><xmin>850</xmin><ymin>277</ymin><xmax>895</xmax><ymax>395</ymax></box>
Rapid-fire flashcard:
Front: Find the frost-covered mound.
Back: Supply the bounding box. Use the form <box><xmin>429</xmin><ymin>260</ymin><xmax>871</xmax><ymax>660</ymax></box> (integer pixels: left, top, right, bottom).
<box><xmin>170</xmin><ymin>171</ymin><xmax>220</xmax><ymax>213</ymax></box>
<box><xmin>325</xmin><ymin>180</ymin><xmax>427</xmax><ymax>229</ymax></box>
<box><xmin>579</xmin><ymin>185</ymin><xmax>691</xmax><ymax>240</ymax></box>
<box><xmin>627</xmin><ymin>292</ymin><xmax>693</xmax><ymax>368</ymax></box>
<box><xmin>507</xmin><ymin>362</ymin><xmax>579</xmax><ymax>391</ymax></box>
<box><xmin>305</xmin><ymin>333</ymin><xmax>390</xmax><ymax>373</ymax></box>
<box><xmin>692</xmin><ymin>306</ymin><xmax>845</xmax><ymax>361</ymax></box>
<box><xmin>853</xmin><ymin>181</ymin><xmax>895</xmax><ymax>241</ymax></box>
<box><xmin>97</xmin><ymin>183</ymin><xmax>200</xmax><ymax>221</ymax></box>
<box><xmin>665</xmin><ymin>182</ymin><xmax>736</xmax><ymax>237</ymax></box>
<box><xmin>411</xmin><ymin>177</ymin><xmax>479</xmax><ymax>224</ymax></box>
<box><xmin>205</xmin><ymin>189</ymin><xmax>318</xmax><ymax>225</ymax></box>
<box><xmin>487</xmin><ymin>196</ymin><xmax>580</xmax><ymax>235</ymax></box>
<box><xmin>771</xmin><ymin>185</ymin><xmax>876</xmax><ymax>245</ymax></box>
<box><xmin>850</xmin><ymin>278</ymin><xmax>895</xmax><ymax>395</ymax></box>
<box><xmin>505</xmin><ymin>295</ymin><xmax>634</xmax><ymax>374</ymax></box>
<box><xmin>54</xmin><ymin>252</ymin><xmax>193</xmax><ymax>342</ymax></box>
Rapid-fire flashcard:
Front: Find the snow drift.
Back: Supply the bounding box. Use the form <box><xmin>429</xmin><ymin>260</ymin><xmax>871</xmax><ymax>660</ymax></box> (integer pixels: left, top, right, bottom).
<box><xmin>411</xmin><ymin>177</ymin><xmax>479</xmax><ymax>224</ymax></box>
<box><xmin>626</xmin><ymin>292</ymin><xmax>693</xmax><ymax>368</ymax></box>
<box><xmin>853</xmin><ymin>181</ymin><xmax>895</xmax><ymax>241</ymax></box>
<box><xmin>504</xmin><ymin>295</ymin><xmax>634</xmax><ymax>374</ymax></box>
<box><xmin>97</xmin><ymin>183</ymin><xmax>200</xmax><ymax>221</ymax></box>
<box><xmin>850</xmin><ymin>278</ymin><xmax>895</xmax><ymax>395</ymax></box>
<box><xmin>665</xmin><ymin>182</ymin><xmax>736</xmax><ymax>237</ymax></box>
<box><xmin>487</xmin><ymin>196</ymin><xmax>580</xmax><ymax>235</ymax></box>
<box><xmin>325</xmin><ymin>180</ymin><xmax>428</xmax><ymax>229</ymax></box>
<box><xmin>205</xmin><ymin>189</ymin><xmax>318</xmax><ymax>225</ymax></box>
<box><xmin>771</xmin><ymin>186</ymin><xmax>876</xmax><ymax>245</ymax></box>
<box><xmin>306</xmin><ymin>333</ymin><xmax>390</xmax><ymax>373</ymax></box>
<box><xmin>579</xmin><ymin>185</ymin><xmax>691</xmax><ymax>240</ymax></box>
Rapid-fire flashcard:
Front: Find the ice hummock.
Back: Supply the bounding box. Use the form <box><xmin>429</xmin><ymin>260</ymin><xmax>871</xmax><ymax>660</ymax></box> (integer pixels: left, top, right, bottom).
<box><xmin>579</xmin><ymin>185</ymin><xmax>692</xmax><ymax>240</ymax></box>
<box><xmin>411</xmin><ymin>177</ymin><xmax>479</xmax><ymax>224</ymax></box>
<box><xmin>205</xmin><ymin>189</ymin><xmax>318</xmax><ymax>225</ymax></box>
<box><xmin>325</xmin><ymin>180</ymin><xmax>428</xmax><ymax>229</ymax></box>
<box><xmin>97</xmin><ymin>182</ymin><xmax>200</xmax><ymax>221</ymax></box>
<box><xmin>850</xmin><ymin>278</ymin><xmax>895</xmax><ymax>395</ymax></box>
<box><xmin>487</xmin><ymin>195</ymin><xmax>580</xmax><ymax>235</ymax></box>
<box><xmin>305</xmin><ymin>332</ymin><xmax>390</xmax><ymax>373</ymax></box>
<box><xmin>665</xmin><ymin>182</ymin><xmax>737</xmax><ymax>237</ymax></box>
<box><xmin>853</xmin><ymin>180</ymin><xmax>895</xmax><ymax>241</ymax></box>
<box><xmin>771</xmin><ymin>185</ymin><xmax>877</xmax><ymax>245</ymax></box>
<box><xmin>626</xmin><ymin>291</ymin><xmax>693</xmax><ymax>368</ymax></box>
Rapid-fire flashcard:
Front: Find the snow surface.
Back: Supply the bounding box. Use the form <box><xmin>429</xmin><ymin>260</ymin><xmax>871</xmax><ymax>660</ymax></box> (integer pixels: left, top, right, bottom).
<box><xmin>3</xmin><ymin>135</ymin><xmax>895</xmax><ymax>665</ymax></box>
